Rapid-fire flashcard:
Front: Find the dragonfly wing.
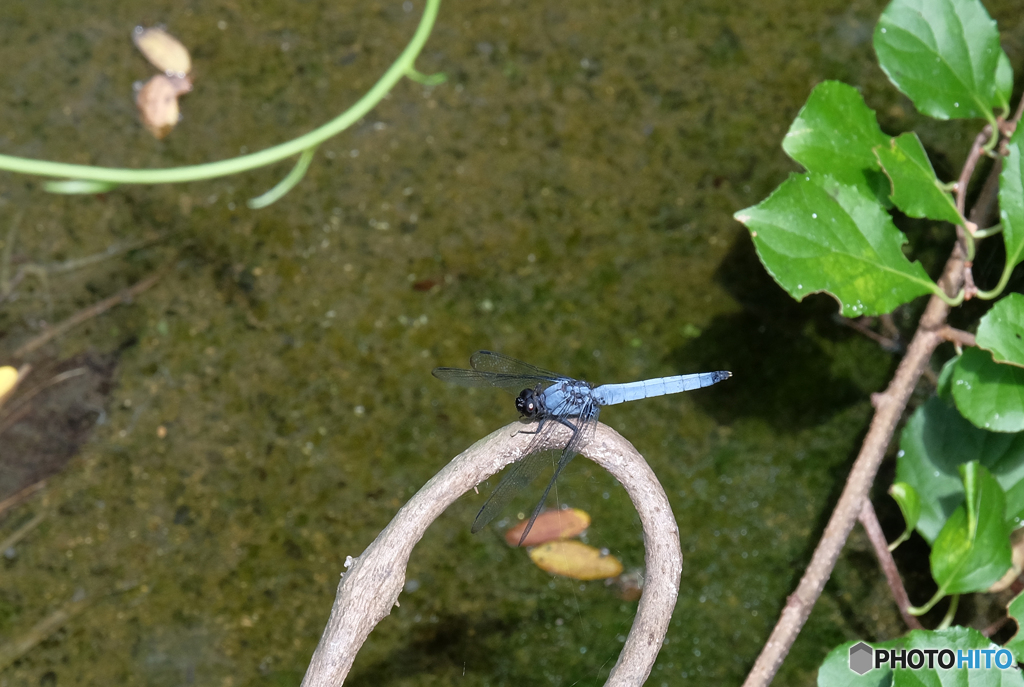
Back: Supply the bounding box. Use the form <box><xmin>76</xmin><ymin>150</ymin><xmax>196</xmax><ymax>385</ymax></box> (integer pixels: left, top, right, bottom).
<box><xmin>511</xmin><ymin>406</ymin><xmax>601</xmax><ymax>546</ymax></box>
<box><xmin>471</xmin><ymin>449</ymin><xmax>556</xmax><ymax>533</ymax></box>
<box><xmin>433</xmin><ymin>351</ymin><xmax>563</xmax><ymax>393</ymax></box>
<box><xmin>469</xmin><ymin>350</ymin><xmax>564</xmax><ymax>379</ymax></box>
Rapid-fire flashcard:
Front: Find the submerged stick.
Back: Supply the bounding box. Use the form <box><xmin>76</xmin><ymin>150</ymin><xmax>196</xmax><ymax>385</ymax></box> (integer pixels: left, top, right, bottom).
<box><xmin>12</xmin><ymin>271</ymin><xmax>162</xmax><ymax>358</ymax></box>
<box><xmin>301</xmin><ymin>421</ymin><xmax>682</xmax><ymax>686</ymax></box>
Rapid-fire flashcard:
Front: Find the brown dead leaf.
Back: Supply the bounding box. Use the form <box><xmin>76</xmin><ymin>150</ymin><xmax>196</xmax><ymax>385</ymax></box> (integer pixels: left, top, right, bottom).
<box><xmin>132</xmin><ymin>26</ymin><xmax>192</xmax><ymax>77</ymax></box>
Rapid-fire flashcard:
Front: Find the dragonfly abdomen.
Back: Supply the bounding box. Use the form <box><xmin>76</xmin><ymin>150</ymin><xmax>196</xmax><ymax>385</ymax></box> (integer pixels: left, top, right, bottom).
<box><xmin>593</xmin><ymin>371</ymin><xmax>731</xmax><ymax>405</ymax></box>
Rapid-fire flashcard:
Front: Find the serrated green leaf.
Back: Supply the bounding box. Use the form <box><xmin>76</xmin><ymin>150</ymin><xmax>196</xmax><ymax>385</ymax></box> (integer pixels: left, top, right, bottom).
<box><xmin>896</xmin><ymin>627</ymin><xmax>1024</xmax><ymax>685</ymax></box>
<box><xmin>896</xmin><ymin>395</ymin><xmax>1024</xmax><ymax>542</ymax></box>
<box><xmin>735</xmin><ymin>173</ymin><xmax>937</xmax><ymax>317</ymax></box>
<box><xmin>976</xmin><ymin>294</ymin><xmax>1024</xmax><ymax>368</ymax></box>
<box><xmin>874</xmin><ymin>132</ymin><xmax>962</xmax><ymax>224</ymax></box>
<box><xmin>1006</xmin><ymin>589</ymin><xmax>1024</xmax><ymax>661</ymax></box>
<box><xmin>998</xmin><ymin>126</ymin><xmax>1024</xmax><ymax>280</ymax></box>
<box><xmin>953</xmin><ymin>347</ymin><xmax>1024</xmax><ymax>433</ymax></box>
<box><xmin>873</xmin><ymin>0</ymin><xmax>1001</xmax><ymax>122</ymax></box>
<box><xmin>930</xmin><ymin>462</ymin><xmax>1012</xmax><ymax>594</ymax></box>
<box><xmin>782</xmin><ymin>81</ymin><xmax>892</xmax><ymax>202</ymax></box>
<box><xmin>889</xmin><ymin>482</ymin><xmax>922</xmax><ymax>549</ymax></box>
<box><xmin>995</xmin><ymin>50</ymin><xmax>1014</xmax><ymax>112</ymax></box>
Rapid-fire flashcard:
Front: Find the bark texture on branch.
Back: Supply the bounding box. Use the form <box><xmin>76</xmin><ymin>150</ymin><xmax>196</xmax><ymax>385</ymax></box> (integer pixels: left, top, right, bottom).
<box><xmin>301</xmin><ymin>421</ymin><xmax>683</xmax><ymax>687</ymax></box>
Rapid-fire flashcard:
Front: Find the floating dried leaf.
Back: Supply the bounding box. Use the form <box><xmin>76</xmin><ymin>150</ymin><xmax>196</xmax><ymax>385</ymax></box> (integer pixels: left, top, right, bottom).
<box><xmin>528</xmin><ymin>541</ymin><xmax>623</xmax><ymax>581</ymax></box>
<box><xmin>505</xmin><ymin>507</ymin><xmax>591</xmax><ymax>547</ymax></box>
<box><xmin>132</xmin><ymin>26</ymin><xmax>191</xmax><ymax>77</ymax></box>
<box><xmin>0</xmin><ymin>366</ymin><xmax>18</xmax><ymax>404</ymax></box>
<box><xmin>136</xmin><ymin>75</ymin><xmax>182</xmax><ymax>139</ymax></box>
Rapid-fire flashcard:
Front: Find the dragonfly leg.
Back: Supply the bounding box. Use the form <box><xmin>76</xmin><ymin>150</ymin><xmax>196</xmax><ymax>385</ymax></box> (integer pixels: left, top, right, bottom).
<box><xmin>514</xmin><ymin>417</ymin><xmax>547</xmax><ymax>437</ymax></box>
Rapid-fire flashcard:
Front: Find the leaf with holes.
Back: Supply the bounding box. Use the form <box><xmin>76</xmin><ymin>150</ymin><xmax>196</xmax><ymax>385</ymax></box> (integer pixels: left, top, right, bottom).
<box><xmin>976</xmin><ymin>294</ymin><xmax>1024</xmax><ymax>369</ymax></box>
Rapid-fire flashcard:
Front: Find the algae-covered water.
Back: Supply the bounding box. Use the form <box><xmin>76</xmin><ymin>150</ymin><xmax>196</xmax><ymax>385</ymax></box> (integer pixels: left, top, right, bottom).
<box><xmin>1</xmin><ymin>0</ymin><xmax>1022</xmax><ymax>685</ymax></box>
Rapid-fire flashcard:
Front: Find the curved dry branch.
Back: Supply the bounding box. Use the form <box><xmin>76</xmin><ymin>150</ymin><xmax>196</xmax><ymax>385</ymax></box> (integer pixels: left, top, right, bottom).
<box><xmin>301</xmin><ymin>421</ymin><xmax>682</xmax><ymax>687</ymax></box>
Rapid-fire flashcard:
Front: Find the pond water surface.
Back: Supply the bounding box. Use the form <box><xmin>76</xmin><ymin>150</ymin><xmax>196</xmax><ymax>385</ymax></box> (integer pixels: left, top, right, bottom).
<box><xmin>1</xmin><ymin>0</ymin><xmax>1022</xmax><ymax>685</ymax></box>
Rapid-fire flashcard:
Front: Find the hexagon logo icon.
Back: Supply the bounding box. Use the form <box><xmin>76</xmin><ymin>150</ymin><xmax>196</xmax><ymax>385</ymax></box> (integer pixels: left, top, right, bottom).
<box><xmin>849</xmin><ymin>642</ymin><xmax>873</xmax><ymax>675</ymax></box>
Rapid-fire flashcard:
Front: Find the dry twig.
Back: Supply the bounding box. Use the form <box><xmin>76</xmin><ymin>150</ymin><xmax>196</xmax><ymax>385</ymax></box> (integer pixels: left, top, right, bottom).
<box><xmin>12</xmin><ymin>271</ymin><xmax>162</xmax><ymax>358</ymax></box>
<box><xmin>857</xmin><ymin>500</ymin><xmax>923</xmax><ymax>631</ymax></box>
<box><xmin>302</xmin><ymin>421</ymin><xmax>682</xmax><ymax>687</ymax></box>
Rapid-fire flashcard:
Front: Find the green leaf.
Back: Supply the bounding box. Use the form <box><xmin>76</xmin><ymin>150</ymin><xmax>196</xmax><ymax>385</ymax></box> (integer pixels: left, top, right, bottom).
<box><xmin>735</xmin><ymin>173</ymin><xmax>937</xmax><ymax>317</ymax></box>
<box><xmin>1006</xmin><ymin>589</ymin><xmax>1024</xmax><ymax>661</ymax></box>
<box><xmin>953</xmin><ymin>347</ymin><xmax>1024</xmax><ymax>433</ymax></box>
<box><xmin>930</xmin><ymin>462</ymin><xmax>1012</xmax><ymax>594</ymax></box>
<box><xmin>819</xmin><ymin>628</ymin><xmax>1024</xmax><ymax>686</ymax></box>
<box><xmin>976</xmin><ymin>294</ymin><xmax>1024</xmax><ymax>368</ymax></box>
<box><xmin>995</xmin><ymin>50</ymin><xmax>1014</xmax><ymax>112</ymax></box>
<box><xmin>817</xmin><ymin>638</ymin><xmax>901</xmax><ymax>687</ymax></box>
<box><xmin>782</xmin><ymin>81</ymin><xmax>892</xmax><ymax>201</ymax></box>
<box><xmin>889</xmin><ymin>482</ymin><xmax>922</xmax><ymax>549</ymax></box>
<box><xmin>873</xmin><ymin>0</ymin><xmax>1001</xmax><ymax>122</ymax></box>
<box><xmin>874</xmin><ymin>132</ymin><xmax>962</xmax><ymax>224</ymax></box>
<box><xmin>895</xmin><ymin>627</ymin><xmax>1024</xmax><ymax>685</ymax></box>
<box><xmin>998</xmin><ymin>126</ymin><xmax>1024</xmax><ymax>281</ymax></box>
<box><xmin>896</xmin><ymin>395</ymin><xmax>1024</xmax><ymax>542</ymax></box>
<box><xmin>937</xmin><ymin>355</ymin><xmax>958</xmax><ymax>401</ymax></box>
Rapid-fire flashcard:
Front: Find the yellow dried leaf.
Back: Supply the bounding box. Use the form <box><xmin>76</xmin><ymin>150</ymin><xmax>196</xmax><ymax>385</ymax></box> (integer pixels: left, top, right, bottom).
<box><xmin>0</xmin><ymin>366</ymin><xmax>18</xmax><ymax>401</ymax></box>
<box><xmin>132</xmin><ymin>26</ymin><xmax>191</xmax><ymax>77</ymax></box>
<box><xmin>136</xmin><ymin>75</ymin><xmax>181</xmax><ymax>139</ymax></box>
<box><xmin>528</xmin><ymin>541</ymin><xmax>623</xmax><ymax>581</ymax></box>
<box><xmin>505</xmin><ymin>508</ymin><xmax>591</xmax><ymax>547</ymax></box>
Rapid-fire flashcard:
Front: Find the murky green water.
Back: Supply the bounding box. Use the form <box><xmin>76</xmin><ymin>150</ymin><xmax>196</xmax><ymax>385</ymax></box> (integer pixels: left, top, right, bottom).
<box><xmin>1</xmin><ymin>0</ymin><xmax>1022</xmax><ymax>685</ymax></box>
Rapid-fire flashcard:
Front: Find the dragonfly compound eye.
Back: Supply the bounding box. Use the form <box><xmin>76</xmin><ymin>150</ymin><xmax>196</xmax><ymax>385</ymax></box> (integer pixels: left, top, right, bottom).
<box><xmin>516</xmin><ymin>389</ymin><xmax>537</xmax><ymax>416</ymax></box>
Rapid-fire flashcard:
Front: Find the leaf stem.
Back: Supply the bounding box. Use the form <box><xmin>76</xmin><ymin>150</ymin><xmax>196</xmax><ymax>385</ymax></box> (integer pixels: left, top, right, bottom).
<box><xmin>932</xmin><ymin>285</ymin><xmax>965</xmax><ymax>307</ymax></box>
<box><xmin>971</xmin><ymin>223</ymin><xmax>1002</xmax><ymax>239</ymax></box>
<box><xmin>0</xmin><ymin>0</ymin><xmax>442</xmax><ymax>189</ymax></box>
<box><xmin>247</xmin><ymin>147</ymin><xmax>318</xmax><ymax>209</ymax></box>
<box><xmin>974</xmin><ymin>267</ymin><xmax>1012</xmax><ymax>300</ymax></box>
<box><xmin>936</xmin><ymin>594</ymin><xmax>959</xmax><ymax>630</ymax></box>
<box><xmin>907</xmin><ymin>587</ymin><xmax>947</xmax><ymax>616</ymax></box>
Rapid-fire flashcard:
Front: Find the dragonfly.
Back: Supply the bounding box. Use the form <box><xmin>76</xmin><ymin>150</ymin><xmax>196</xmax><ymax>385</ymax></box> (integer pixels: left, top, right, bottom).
<box><xmin>432</xmin><ymin>350</ymin><xmax>731</xmax><ymax>545</ymax></box>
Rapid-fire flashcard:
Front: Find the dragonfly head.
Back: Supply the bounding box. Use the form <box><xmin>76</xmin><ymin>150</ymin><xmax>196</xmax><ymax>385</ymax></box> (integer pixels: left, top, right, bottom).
<box><xmin>515</xmin><ymin>388</ymin><xmax>540</xmax><ymax>417</ymax></box>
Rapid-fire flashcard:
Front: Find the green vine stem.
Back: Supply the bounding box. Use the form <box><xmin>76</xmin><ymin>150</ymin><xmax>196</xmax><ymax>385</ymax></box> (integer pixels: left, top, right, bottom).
<box><xmin>0</xmin><ymin>0</ymin><xmax>441</xmax><ymax>194</ymax></box>
<box><xmin>907</xmin><ymin>586</ymin><xmax>947</xmax><ymax>617</ymax></box>
<box><xmin>971</xmin><ymin>223</ymin><xmax>1002</xmax><ymax>239</ymax></box>
<box><xmin>248</xmin><ymin>147</ymin><xmax>318</xmax><ymax>209</ymax></box>
<box><xmin>974</xmin><ymin>262</ymin><xmax>1014</xmax><ymax>300</ymax></box>
<box><xmin>936</xmin><ymin>594</ymin><xmax>959</xmax><ymax>630</ymax></box>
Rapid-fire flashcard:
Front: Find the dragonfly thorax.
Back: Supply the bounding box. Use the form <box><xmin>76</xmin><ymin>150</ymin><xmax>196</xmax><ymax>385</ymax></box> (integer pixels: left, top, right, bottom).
<box><xmin>515</xmin><ymin>387</ymin><xmax>541</xmax><ymax>417</ymax></box>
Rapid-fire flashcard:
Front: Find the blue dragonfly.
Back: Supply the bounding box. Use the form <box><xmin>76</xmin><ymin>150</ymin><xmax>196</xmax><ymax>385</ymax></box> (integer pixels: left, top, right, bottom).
<box><xmin>433</xmin><ymin>351</ymin><xmax>731</xmax><ymax>545</ymax></box>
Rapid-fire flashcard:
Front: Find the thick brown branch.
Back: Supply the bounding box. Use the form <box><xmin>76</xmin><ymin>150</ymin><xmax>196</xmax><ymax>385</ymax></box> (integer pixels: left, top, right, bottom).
<box><xmin>739</xmin><ymin>100</ymin><xmax>1005</xmax><ymax>685</ymax></box>
<box><xmin>301</xmin><ymin>422</ymin><xmax>683</xmax><ymax>687</ymax></box>
<box><xmin>741</xmin><ymin>299</ymin><xmax>948</xmax><ymax>687</ymax></box>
